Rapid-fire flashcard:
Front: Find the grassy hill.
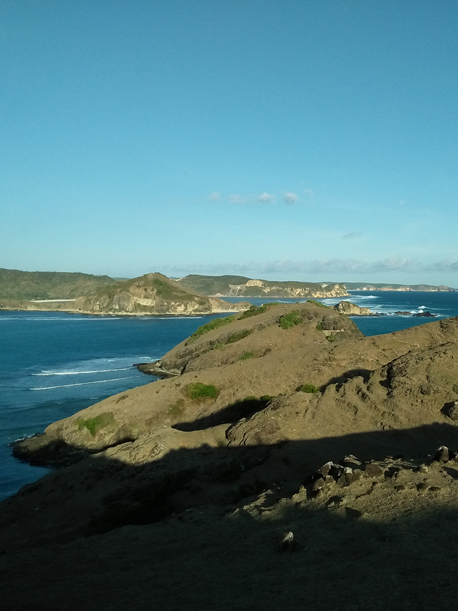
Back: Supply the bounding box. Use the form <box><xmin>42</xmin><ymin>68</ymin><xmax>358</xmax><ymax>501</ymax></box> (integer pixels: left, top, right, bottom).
<box><xmin>74</xmin><ymin>272</ymin><xmax>243</xmax><ymax>315</ymax></box>
<box><xmin>0</xmin><ymin>268</ymin><xmax>115</xmax><ymax>300</ymax></box>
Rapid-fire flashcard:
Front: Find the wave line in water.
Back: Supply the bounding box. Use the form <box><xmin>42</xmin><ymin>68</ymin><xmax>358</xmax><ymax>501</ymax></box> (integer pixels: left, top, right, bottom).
<box><xmin>33</xmin><ymin>367</ymin><xmax>132</xmax><ymax>376</ymax></box>
<box><xmin>30</xmin><ymin>376</ymin><xmax>136</xmax><ymax>391</ymax></box>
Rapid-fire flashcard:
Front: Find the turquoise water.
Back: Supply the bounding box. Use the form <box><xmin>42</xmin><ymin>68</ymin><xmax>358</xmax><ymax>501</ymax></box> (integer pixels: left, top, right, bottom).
<box><xmin>1</xmin><ymin>291</ymin><xmax>458</xmax><ymax>501</ymax></box>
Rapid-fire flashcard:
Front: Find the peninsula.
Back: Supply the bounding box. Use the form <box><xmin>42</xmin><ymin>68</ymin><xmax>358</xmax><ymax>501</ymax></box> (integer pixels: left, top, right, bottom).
<box><xmin>3</xmin><ymin>301</ymin><xmax>458</xmax><ymax>609</ymax></box>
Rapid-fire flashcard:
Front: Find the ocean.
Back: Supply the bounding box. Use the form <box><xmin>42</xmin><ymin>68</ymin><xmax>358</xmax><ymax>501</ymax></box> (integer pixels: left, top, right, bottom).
<box><xmin>1</xmin><ymin>290</ymin><xmax>458</xmax><ymax>501</ymax></box>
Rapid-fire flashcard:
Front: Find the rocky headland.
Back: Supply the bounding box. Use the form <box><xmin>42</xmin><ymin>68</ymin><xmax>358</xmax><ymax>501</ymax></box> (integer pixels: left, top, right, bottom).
<box><xmin>3</xmin><ymin>301</ymin><xmax>458</xmax><ymax>609</ymax></box>
<box><xmin>1</xmin><ymin>273</ymin><xmax>249</xmax><ymax>316</ymax></box>
<box><xmin>177</xmin><ymin>273</ymin><xmax>349</xmax><ymax>299</ymax></box>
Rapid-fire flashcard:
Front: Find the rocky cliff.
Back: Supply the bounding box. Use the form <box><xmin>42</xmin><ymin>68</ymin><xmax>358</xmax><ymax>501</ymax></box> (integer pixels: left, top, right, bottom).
<box><xmin>177</xmin><ymin>274</ymin><xmax>349</xmax><ymax>298</ymax></box>
<box><xmin>2</xmin><ymin>273</ymin><xmax>247</xmax><ymax>316</ymax></box>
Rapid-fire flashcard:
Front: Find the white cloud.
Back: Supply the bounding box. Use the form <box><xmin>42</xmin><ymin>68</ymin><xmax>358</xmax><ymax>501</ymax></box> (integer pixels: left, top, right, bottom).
<box><xmin>283</xmin><ymin>192</ymin><xmax>298</xmax><ymax>204</ymax></box>
<box><xmin>207</xmin><ymin>192</ymin><xmax>221</xmax><ymax>201</ymax></box>
<box><xmin>228</xmin><ymin>194</ymin><xmax>246</xmax><ymax>204</ymax></box>
<box><xmin>256</xmin><ymin>192</ymin><xmax>275</xmax><ymax>203</ymax></box>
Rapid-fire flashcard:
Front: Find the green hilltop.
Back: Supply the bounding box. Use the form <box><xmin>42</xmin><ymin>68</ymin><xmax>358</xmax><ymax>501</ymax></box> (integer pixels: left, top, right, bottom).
<box><xmin>0</xmin><ymin>268</ymin><xmax>115</xmax><ymax>300</ymax></box>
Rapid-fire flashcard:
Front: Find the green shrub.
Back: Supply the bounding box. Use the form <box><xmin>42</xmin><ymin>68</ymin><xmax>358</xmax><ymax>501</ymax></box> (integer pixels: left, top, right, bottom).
<box><xmin>185</xmin><ymin>382</ymin><xmax>220</xmax><ymax>401</ymax></box>
<box><xmin>240</xmin><ymin>351</ymin><xmax>255</xmax><ymax>360</ymax></box>
<box><xmin>167</xmin><ymin>399</ymin><xmax>185</xmax><ymax>417</ymax></box>
<box><xmin>307</xmin><ymin>299</ymin><xmax>329</xmax><ymax>308</ymax></box>
<box><xmin>316</xmin><ymin>323</ymin><xmax>323</xmax><ymax>331</ymax></box>
<box><xmin>187</xmin><ymin>315</ymin><xmax>236</xmax><ymax>343</ymax></box>
<box><xmin>280</xmin><ymin>310</ymin><xmax>303</xmax><ymax>329</ymax></box>
<box><xmin>297</xmin><ymin>384</ymin><xmax>319</xmax><ymax>393</ymax></box>
<box><xmin>226</xmin><ymin>329</ymin><xmax>253</xmax><ymax>343</ymax></box>
<box><xmin>77</xmin><ymin>412</ymin><xmax>115</xmax><ymax>437</ymax></box>
<box><xmin>327</xmin><ymin>333</ymin><xmax>337</xmax><ymax>342</ymax></box>
<box><xmin>239</xmin><ymin>303</ymin><xmax>279</xmax><ymax>320</ymax></box>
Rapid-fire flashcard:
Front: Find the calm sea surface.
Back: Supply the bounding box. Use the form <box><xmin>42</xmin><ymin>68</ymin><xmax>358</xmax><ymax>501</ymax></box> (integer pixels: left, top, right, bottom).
<box><xmin>1</xmin><ymin>291</ymin><xmax>458</xmax><ymax>501</ymax></box>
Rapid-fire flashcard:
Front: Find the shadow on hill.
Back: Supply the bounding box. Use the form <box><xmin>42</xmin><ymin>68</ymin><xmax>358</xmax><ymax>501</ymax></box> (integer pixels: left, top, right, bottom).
<box><xmin>322</xmin><ymin>367</ymin><xmax>372</xmax><ymax>389</ymax></box>
<box><xmin>172</xmin><ymin>396</ymin><xmax>273</xmax><ymax>431</ymax></box>
<box><xmin>3</xmin><ymin>422</ymin><xmax>458</xmax><ymax>609</ymax></box>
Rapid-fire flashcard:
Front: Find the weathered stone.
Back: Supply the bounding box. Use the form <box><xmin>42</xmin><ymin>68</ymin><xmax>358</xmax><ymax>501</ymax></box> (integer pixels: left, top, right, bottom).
<box><xmin>341</xmin><ymin>454</ymin><xmax>362</xmax><ymax>469</ymax></box>
<box><xmin>279</xmin><ymin>531</ymin><xmax>296</xmax><ymax>552</ymax></box>
<box><xmin>312</xmin><ymin>477</ymin><xmax>325</xmax><ymax>492</ymax></box>
<box><xmin>336</xmin><ymin>467</ymin><xmax>356</xmax><ymax>487</ymax></box>
<box><xmin>364</xmin><ymin>463</ymin><xmax>384</xmax><ymax>478</ymax></box>
<box><xmin>316</xmin><ymin>461</ymin><xmax>335</xmax><ymax>478</ymax></box>
<box><xmin>445</xmin><ymin>401</ymin><xmax>458</xmax><ymax>421</ymax></box>
<box><xmin>434</xmin><ymin>446</ymin><xmax>450</xmax><ymax>462</ymax></box>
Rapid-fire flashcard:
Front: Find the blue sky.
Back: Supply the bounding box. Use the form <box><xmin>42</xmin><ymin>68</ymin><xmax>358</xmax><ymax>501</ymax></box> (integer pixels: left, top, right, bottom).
<box><xmin>2</xmin><ymin>1</ymin><xmax>458</xmax><ymax>286</ymax></box>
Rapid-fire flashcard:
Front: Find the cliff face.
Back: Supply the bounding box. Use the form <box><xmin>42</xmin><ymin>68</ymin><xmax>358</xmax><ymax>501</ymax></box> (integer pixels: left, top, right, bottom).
<box><xmin>177</xmin><ymin>274</ymin><xmax>349</xmax><ymax>298</ymax></box>
<box><xmin>8</xmin><ymin>273</ymin><xmax>246</xmax><ymax>316</ymax></box>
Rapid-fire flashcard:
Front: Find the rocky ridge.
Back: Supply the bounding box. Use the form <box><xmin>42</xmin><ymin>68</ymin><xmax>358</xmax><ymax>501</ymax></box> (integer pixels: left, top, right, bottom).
<box><xmin>177</xmin><ymin>273</ymin><xmax>349</xmax><ymax>298</ymax></box>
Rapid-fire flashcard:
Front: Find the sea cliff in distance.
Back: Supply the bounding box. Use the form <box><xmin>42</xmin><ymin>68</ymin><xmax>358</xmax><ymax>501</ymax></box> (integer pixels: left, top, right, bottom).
<box><xmin>343</xmin><ymin>281</ymin><xmax>456</xmax><ymax>291</ymax></box>
<box><xmin>176</xmin><ymin>274</ymin><xmax>349</xmax><ymax>298</ymax></box>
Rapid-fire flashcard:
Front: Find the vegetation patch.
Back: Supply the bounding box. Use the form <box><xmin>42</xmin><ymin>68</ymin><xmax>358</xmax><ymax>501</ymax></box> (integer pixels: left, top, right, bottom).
<box><xmin>226</xmin><ymin>329</ymin><xmax>253</xmax><ymax>343</ymax></box>
<box><xmin>185</xmin><ymin>383</ymin><xmax>220</xmax><ymax>401</ymax></box>
<box><xmin>167</xmin><ymin>398</ymin><xmax>186</xmax><ymax>417</ymax></box>
<box><xmin>187</xmin><ymin>315</ymin><xmax>236</xmax><ymax>343</ymax></box>
<box><xmin>316</xmin><ymin>323</ymin><xmax>323</xmax><ymax>331</ymax></box>
<box><xmin>239</xmin><ymin>351</ymin><xmax>255</xmax><ymax>360</ymax></box>
<box><xmin>77</xmin><ymin>412</ymin><xmax>116</xmax><ymax>437</ymax></box>
<box><xmin>239</xmin><ymin>303</ymin><xmax>279</xmax><ymax>320</ymax></box>
<box><xmin>280</xmin><ymin>310</ymin><xmax>304</xmax><ymax>329</ymax></box>
<box><xmin>296</xmin><ymin>383</ymin><xmax>320</xmax><ymax>393</ymax></box>
<box><xmin>327</xmin><ymin>333</ymin><xmax>337</xmax><ymax>343</ymax></box>
<box><xmin>307</xmin><ymin>299</ymin><xmax>329</xmax><ymax>308</ymax></box>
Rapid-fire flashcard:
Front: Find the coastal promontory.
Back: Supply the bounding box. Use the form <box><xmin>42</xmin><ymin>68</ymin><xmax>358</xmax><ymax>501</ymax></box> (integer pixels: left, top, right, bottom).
<box><xmin>3</xmin><ymin>301</ymin><xmax>458</xmax><ymax>609</ymax></box>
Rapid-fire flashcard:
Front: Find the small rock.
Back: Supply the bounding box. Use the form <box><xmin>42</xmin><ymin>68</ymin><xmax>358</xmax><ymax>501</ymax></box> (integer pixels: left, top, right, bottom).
<box><xmin>316</xmin><ymin>461</ymin><xmax>335</xmax><ymax>478</ymax></box>
<box><xmin>341</xmin><ymin>454</ymin><xmax>362</xmax><ymax>468</ymax></box>
<box><xmin>433</xmin><ymin>446</ymin><xmax>450</xmax><ymax>462</ymax></box>
<box><xmin>428</xmin><ymin>486</ymin><xmax>442</xmax><ymax>493</ymax></box>
<box><xmin>279</xmin><ymin>531</ymin><xmax>296</xmax><ymax>552</ymax></box>
<box><xmin>336</xmin><ymin>467</ymin><xmax>360</xmax><ymax>487</ymax></box>
<box><xmin>394</xmin><ymin>484</ymin><xmax>406</xmax><ymax>492</ymax></box>
<box><xmin>364</xmin><ymin>463</ymin><xmax>384</xmax><ymax>478</ymax></box>
<box><xmin>444</xmin><ymin>401</ymin><xmax>458</xmax><ymax>421</ymax></box>
<box><xmin>417</xmin><ymin>482</ymin><xmax>427</xmax><ymax>491</ymax></box>
<box><xmin>417</xmin><ymin>464</ymin><xmax>429</xmax><ymax>473</ymax></box>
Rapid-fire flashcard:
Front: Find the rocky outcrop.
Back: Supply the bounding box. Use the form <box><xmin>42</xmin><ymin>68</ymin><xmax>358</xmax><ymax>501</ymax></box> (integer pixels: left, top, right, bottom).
<box><xmin>333</xmin><ymin>300</ymin><xmax>373</xmax><ymax>316</ymax></box>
